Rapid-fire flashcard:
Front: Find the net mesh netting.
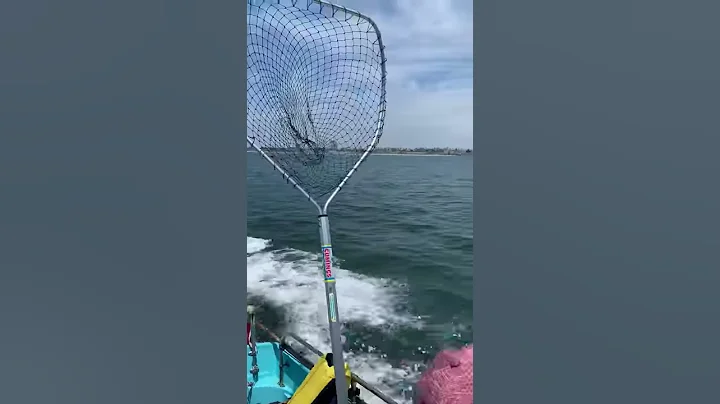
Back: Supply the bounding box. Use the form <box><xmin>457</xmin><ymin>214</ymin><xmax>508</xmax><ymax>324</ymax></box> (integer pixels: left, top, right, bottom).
<box><xmin>247</xmin><ymin>0</ymin><xmax>387</xmax><ymax>199</ymax></box>
<box><xmin>415</xmin><ymin>345</ymin><xmax>474</xmax><ymax>404</ymax></box>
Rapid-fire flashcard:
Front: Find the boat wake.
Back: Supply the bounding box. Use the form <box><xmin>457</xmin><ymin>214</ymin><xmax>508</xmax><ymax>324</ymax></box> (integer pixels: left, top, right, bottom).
<box><xmin>247</xmin><ymin>237</ymin><xmax>422</xmax><ymax>404</ymax></box>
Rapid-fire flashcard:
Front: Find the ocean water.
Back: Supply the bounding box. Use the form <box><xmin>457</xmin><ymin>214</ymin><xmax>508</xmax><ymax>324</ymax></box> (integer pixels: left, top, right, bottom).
<box><xmin>246</xmin><ymin>152</ymin><xmax>473</xmax><ymax>403</ymax></box>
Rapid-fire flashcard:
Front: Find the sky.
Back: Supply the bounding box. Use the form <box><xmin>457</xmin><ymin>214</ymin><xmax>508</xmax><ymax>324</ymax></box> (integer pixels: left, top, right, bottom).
<box><xmin>328</xmin><ymin>0</ymin><xmax>474</xmax><ymax>149</ymax></box>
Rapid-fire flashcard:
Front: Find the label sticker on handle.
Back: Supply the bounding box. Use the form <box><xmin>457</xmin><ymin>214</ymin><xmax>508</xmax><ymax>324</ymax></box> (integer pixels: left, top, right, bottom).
<box><xmin>328</xmin><ymin>292</ymin><xmax>337</xmax><ymax>322</ymax></box>
<box><xmin>322</xmin><ymin>246</ymin><xmax>335</xmax><ymax>281</ymax></box>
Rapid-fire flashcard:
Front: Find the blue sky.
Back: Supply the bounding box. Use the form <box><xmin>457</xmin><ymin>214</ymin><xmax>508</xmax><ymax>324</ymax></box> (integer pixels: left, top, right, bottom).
<box><xmin>337</xmin><ymin>0</ymin><xmax>474</xmax><ymax>149</ymax></box>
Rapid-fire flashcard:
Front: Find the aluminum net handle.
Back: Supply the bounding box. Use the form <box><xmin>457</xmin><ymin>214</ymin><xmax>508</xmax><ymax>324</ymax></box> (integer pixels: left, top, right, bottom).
<box><xmin>247</xmin><ymin>1</ymin><xmax>387</xmax><ymax>402</ymax></box>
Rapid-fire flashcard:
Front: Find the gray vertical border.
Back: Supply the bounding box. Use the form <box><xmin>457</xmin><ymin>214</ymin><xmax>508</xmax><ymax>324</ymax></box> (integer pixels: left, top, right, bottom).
<box><xmin>473</xmin><ymin>0</ymin><xmax>720</xmax><ymax>403</ymax></box>
<box><xmin>239</xmin><ymin>0</ymin><xmax>249</xmax><ymax>398</ymax></box>
<box><xmin>0</xmin><ymin>0</ymin><xmax>249</xmax><ymax>402</ymax></box>
<box><xmin>472</xmin><ymin>1</ymin><xmax>482</xmax><ymax>403</ymax></box>
<box><xmin>473</xmin><ymin>0</ymin><xmax>504</xmax><ymax>402</ymax></box>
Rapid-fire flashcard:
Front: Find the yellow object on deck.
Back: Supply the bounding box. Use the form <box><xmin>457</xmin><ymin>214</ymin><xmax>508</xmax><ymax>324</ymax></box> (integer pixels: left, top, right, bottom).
<box><xmin>287</xmin><ymin>354</ymin><xmax>352</xmax><ymax>404</ymax></box>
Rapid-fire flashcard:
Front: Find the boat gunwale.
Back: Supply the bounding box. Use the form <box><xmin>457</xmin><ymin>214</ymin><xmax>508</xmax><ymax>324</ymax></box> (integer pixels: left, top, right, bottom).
<box><xmin>253</xmin><ymin>321</ymin><xmax>401</xmax><ymax>404</ymax></box>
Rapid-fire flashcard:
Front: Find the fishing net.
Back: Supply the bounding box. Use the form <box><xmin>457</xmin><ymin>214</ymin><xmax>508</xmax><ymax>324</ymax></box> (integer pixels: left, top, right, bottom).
<box><xmin>415</xmin><ymin>345</ymin><xmax>474</xmax><ymax>404</ymax></box>
<box><xmin>247</xmin><ymin>0</ymin><xmax>387</xmax><ymax>199</ymax></box>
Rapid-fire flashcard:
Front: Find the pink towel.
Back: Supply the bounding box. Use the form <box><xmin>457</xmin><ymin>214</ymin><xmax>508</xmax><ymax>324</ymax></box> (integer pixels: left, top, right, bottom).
<box><xmin>415</xmin><ymin>345</ymin><xmax>473</xmax><ymax>404</ymax></box>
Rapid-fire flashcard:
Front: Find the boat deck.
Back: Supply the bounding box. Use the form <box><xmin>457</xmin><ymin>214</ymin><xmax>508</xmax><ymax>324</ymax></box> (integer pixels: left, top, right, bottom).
<box><xmin>247</xmin><ymin>342</ymin><xmax>309</xmax><ymax>404</ymax></box>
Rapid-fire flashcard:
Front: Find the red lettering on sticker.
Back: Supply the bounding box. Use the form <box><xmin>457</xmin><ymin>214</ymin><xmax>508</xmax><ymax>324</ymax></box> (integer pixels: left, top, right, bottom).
<box><xmin>323</xmin><ymin>248</ymin><xmax>333</xmax><ymax>278</ymax></box>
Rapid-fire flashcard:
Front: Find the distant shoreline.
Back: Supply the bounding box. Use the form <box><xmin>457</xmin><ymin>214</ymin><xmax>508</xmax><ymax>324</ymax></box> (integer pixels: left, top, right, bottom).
<box><xmin>372</xmin><ymin>153</ymin><xmax>462</xmax><ymax>157</ymax></box>
<box><xmin>247</xmin><ymin>150</ymin><xmax>470</xmax><ymax>157</ymax></box>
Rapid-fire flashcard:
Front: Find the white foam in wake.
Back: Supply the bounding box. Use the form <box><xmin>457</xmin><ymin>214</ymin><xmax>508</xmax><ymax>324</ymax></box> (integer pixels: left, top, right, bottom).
<box><xmin>247</xmin><ymin>236</ymin><xmax>422</xmax><ymax>404</ymax></box>
<box><xmin>247</xmin><ymin>236</ymin><xmax>271</xmax><ymax>254</ymax></box>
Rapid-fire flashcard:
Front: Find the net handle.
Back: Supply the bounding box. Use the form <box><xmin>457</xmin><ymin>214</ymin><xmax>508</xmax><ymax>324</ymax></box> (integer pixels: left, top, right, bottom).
<box><xmin>247</xmin><ymin>2</ymin><xmax>388</xmax><ymax>402</ymax></box>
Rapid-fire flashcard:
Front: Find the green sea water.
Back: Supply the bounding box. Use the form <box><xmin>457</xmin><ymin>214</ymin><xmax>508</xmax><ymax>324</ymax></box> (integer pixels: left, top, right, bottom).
<box><xmin>246</xmin><ymin>152</ymin><xmax>473</xmax><ymax>403</ymax></box>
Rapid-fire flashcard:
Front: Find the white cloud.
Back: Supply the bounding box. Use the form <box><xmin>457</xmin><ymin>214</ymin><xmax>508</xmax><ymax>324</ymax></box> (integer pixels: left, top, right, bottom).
<box><xmin>339</xmin><ymin>0</ymin><xmax>474</xmax><ymax>148</ymax></box>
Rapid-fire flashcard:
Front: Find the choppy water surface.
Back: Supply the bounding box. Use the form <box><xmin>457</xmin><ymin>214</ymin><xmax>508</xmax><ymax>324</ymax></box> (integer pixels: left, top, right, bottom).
<box><xmin>247</xmin><ymin>152</ymin><xmax>473</xmax><ymax>403</ymax></box>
